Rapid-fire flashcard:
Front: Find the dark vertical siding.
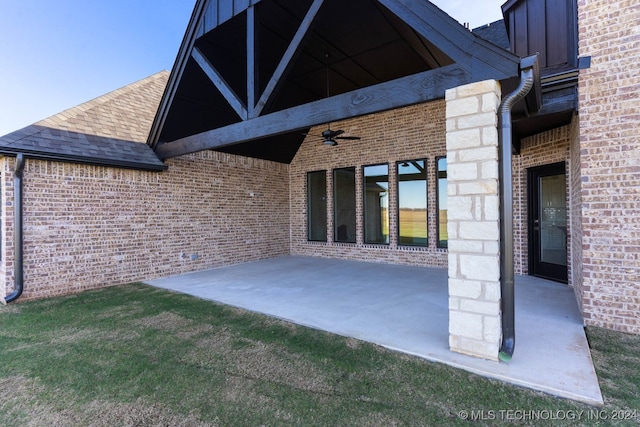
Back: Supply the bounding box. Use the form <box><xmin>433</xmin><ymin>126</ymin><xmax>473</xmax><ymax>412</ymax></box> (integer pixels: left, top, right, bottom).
<box><xmin>527</xmin><ymin>0</ymin><xmax>546</xmax><ymax>67</ymax></box>
<box><xmin>200</xmin><ymin>1</ymin><xmax>219</xmax><ymax>37</ymax></box>
<box><xmin>546</xmin><ymin>0</ymin><xmax>569</xmax><ymax>66</ymax></box>
<box><xmin>218</xmin><ymin>0</ymin><xmax>234</xmax><ymax>23</ymax></box>
<box><xmin>198</xmin><ymin>0</ymin><xmax>262</xmax><ymax>36</ymax></box>
<box><xmin>504</xmin><ymin>0</ymin><xmax>576</xmax><ymax>71</ymax></box>
<box><xmin>513</xmin><ymin>4</ymin><xmax>529</xmax><ymax>58</ymax></box>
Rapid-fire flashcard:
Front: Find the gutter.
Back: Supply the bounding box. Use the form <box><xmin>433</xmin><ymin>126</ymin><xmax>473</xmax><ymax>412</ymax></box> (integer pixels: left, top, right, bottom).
<box><xmin>497</xmin><ymin>57</ymin><xmax>538</xmax><ymax>361</ymax></box>
<box><xmin>3</xmin><ymin>153</ymin><xmax>25</xmax><ymax>304</ymax></box>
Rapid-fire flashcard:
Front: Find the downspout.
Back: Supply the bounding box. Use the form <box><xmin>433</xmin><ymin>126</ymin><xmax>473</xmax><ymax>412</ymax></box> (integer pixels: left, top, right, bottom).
<box><xmin>498</xmin><ymin>63</ymin><xmax>535</xmax><ymax>362</ymax></box>
<box><xmin>4</xmin><ymin>153</ymin><xmax>25</xmax><ymax>304</ymax></box>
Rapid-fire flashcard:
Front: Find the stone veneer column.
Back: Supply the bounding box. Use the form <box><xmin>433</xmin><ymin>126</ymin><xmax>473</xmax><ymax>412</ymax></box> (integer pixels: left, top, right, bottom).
<box><xmin>445</xmin><ymin>80</ymin><xmax>502</xmax><ymax>361</ymax></box>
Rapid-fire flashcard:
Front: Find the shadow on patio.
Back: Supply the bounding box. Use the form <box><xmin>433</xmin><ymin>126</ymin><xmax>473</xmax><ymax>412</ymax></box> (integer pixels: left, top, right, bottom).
<box><xmin>146</xmin><ymin>255</ymin><xmax>603</xmax><ymax>406</ymax></box>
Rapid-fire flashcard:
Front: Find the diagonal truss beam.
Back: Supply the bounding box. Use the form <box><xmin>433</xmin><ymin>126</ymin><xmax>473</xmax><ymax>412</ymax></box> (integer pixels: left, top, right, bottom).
<box><xmin>252</xmin><ymin>0</ymin><xmax>325</xmax><ymax>118</ymax></box>
<box><xmin>155</xmin><ymin>64</ymin><xmax>469</xmax><ymax>159</ymax></box>
<box><xmin>192</xmin><ymin>46</ymin><xmax>249</xmax><ymax>120</ymax></box>
<box><xmin>379</xmin><ymin>0</ymin><xmax>519</xmax><ymax>78</ymax></box>
<box><xmin>247</xmin><ymin>5</ymin><xmax>256</xmax><ymax>118</ymax></box>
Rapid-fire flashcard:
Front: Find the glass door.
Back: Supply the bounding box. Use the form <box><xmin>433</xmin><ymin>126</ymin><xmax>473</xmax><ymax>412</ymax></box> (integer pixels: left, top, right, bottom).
<box><xmin>528</xmin><ymin>163</ymin><xmax>568</xmax><ymax>283</ymax></box>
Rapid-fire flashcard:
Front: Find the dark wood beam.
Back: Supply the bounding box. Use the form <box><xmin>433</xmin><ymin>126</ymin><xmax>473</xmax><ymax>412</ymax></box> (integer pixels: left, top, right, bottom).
<box><xmin>247</xmin><ymin>5</ymin><xmax>256</xmax><ymax>118</ymax></box>
<box><xmin>379</xmin><ymin>0</ymin><xmax>474</xmax><ymax>70</ymax></box>
<box><xmin>253</xmin><ymin>0</ymin><xmax>325</xmax><ymax>118</ymax></box>
<box><xmin>192</xmin><ymin>46</ymin><xmax>248</xmax><ymax>120</ymax></box>
<box><xmin>379</xmin><ymin>0</ymin><xmax>519</xmax><ymax>79</ymax></box>
<box><xmin>155</xmin><ymin>64</ymin><xmax>469</xmax><ymax>159</ymax></box>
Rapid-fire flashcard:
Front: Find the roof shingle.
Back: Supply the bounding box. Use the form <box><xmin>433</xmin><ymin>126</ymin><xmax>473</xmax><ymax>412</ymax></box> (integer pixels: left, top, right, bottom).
<box><xmin>472</xmin><ymin>20</ymin><xmax>510</xmax><ymax>50</ymax></box>
<box><xmin>0</xmin><ymin>71</ymin><xmax>169</xmax><ymax>171</ymax></box>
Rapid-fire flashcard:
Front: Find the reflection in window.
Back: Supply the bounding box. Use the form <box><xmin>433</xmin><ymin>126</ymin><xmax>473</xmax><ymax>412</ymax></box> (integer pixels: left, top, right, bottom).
<box><xmin>437</xmin><ymin>157</ymin><xmax>448</xmax><ymax>248</ymax></box>
<box><xmin>333</xmin><ymin>167</ymin><xmax>356</xmax><ymax>243</ymax></box>
<box><xmin>307</xmin><ymin>171</ymin><xmax>327</xmax><ymax>241</ymax></box>
<box><xmin>363</xmin><ymin>164</ymin><xmax>389</xmax><ymax>244</ymax></box>
<box><xmin>539</xmin><ymin>174</ymin><xmax>567</xmax><ymax>265</ymax></box>
<box><xmin>398</xmin><ymin>160</ymin><xmax>427</xmax><ymax>246</ymax></box>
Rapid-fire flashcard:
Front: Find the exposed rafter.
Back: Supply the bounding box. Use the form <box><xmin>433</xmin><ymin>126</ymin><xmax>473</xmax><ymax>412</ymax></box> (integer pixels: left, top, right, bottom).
<box><xmin>192</xmin><ymin>47</ymin><xmax>248</xmax><ymax>120</ymax></box>
<box><xmin>156</xmin><ymin>64</ymin><xmax>469</xmax><ymax>159</ymax></box>
<box><xmin>378</xmin><ymin>0</ymin><xmax>518</xmax><ymax>78</ymax></box>
<box><xmin>149</xmin><ymin>0</ymin><xmax>522</xmax><ymax>162</ymax></box>
<box><xmin>253</xmin><ymin>0</ymin><xmax>325</xmax><ymax>117</ymax></box>
<box><xmin>247</xmin><ymin>5</ymin><xmax>256</xmax><ymax>118</ymax></box>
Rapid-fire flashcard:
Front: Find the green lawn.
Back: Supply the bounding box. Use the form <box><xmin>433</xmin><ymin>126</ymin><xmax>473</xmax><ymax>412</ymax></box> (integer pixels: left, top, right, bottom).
<box><xmin>0</xmin><ymin>284</ymin><xmax>638</xmax><ymax>426</ymax></box>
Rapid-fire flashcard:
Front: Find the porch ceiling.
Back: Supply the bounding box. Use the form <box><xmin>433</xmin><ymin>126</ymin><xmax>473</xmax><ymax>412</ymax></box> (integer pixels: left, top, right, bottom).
<box><xmin>149</xmin><ymin>0</ymin><xmax>522</xmax><ymax>163</ymax></box>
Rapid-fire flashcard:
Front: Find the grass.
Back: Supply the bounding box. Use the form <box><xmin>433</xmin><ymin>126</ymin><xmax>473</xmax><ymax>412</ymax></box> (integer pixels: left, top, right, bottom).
<box><xmin>0</xmin><ymin>284</ymin><xmax>638</xmax><ymax>426</ymax></box>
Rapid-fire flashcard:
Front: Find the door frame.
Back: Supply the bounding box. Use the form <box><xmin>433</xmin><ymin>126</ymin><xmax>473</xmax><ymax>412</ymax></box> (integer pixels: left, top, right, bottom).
<box><xmin>527</xmin><ymin>162</ymin><xmax>568</xmax><ymax>283</ymax></box>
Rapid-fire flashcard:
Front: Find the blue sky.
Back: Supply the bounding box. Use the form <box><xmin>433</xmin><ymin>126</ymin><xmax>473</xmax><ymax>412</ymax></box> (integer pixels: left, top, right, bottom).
<box><xmin>0</xmin><ymin>1</ymin><xmax>504</xmax><ymax>136</ymax></box>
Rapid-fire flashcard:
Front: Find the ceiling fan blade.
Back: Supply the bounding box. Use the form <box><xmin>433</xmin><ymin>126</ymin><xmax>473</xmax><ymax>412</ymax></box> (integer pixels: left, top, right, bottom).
<box><xmin>327</xmin><ymin>129</ymin><xmax>344</xmax><ymax>138</ymax></box>
<box><xmin>335</xmin><ymin>136</ymin><xmax>361</xmax><ymax>140</ymax></box>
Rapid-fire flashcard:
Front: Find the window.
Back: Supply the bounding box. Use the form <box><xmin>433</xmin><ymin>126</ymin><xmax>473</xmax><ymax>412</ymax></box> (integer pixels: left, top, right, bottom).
<box><xmin>307</xmin><ymin>171</ymin><xmax>327</xmax><ymax>241</ymax></box>
<box><xmin>363</xmin><ymin>164</ymin><xmax>389</xmax><ymax>244</ymax></box>
<box><xmin>397</xmin><ymin>160</ymin><xmax>428</xmax><ymax>246</ymax></box>
<box><xmin>437</xmin><ymin>157</ymin><xmax>448</xmax><ymax>248</ymax></box>
<box><xmin>333</xmin><ymin>167</ymin><xmax>356</xmax><ymax>243</ymax></box>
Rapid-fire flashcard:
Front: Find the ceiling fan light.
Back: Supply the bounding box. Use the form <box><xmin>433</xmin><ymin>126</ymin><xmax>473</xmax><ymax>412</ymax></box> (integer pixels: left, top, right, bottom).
<box><xmin>323</xmin><ymin>139</ymin><xmax>338</xmax><ymax>146</ymax></box>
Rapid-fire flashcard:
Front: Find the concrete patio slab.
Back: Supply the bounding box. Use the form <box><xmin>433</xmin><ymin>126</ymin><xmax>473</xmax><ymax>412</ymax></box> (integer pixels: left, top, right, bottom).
<box><xmin>145</xmin><ymin>255</ymin><xmax>603</xmax><ymax>406</ymax></box>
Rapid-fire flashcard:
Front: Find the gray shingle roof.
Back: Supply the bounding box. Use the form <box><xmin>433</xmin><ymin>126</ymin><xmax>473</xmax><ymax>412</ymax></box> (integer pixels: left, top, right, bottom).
<box><xmin>0</xmin><ymin>71</ymin><xmax>169</xmax><ymax>171</ymax></box>
<box><xmin>473</xmin><ymin>20</ymin><xmax>510</xmax><ymax>51</ymax></box>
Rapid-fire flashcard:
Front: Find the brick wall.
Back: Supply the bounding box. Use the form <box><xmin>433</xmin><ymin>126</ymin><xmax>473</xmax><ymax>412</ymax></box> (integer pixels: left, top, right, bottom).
<box><xmin>0</xmin><ymin>161</ymin><xmax>14</xmax><ymax>298</ymax></box>
<box><xmin>568</xmin><ymin>117</ymin><xmax>583</xmax><ymax>313</ymax></box>
<box><xmin>289</xmin><ymin>101</ymin><xmax>448</xmax><ymax>268</ymax></box>
<box><xmin>577</xmin><ymin>0</ymin><xmax>640</xmax><ymax>333</ymax></box>
<box><xmin>0</xmin><ymin>151</ymin><xmax>290</xmax><ymax>300</ymax></box>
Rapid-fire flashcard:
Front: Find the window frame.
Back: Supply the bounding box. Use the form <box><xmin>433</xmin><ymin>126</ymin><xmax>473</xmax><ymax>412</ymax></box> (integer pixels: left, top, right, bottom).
<box><xmin>306</xmin><ymin>170</ymin><xmax>328</xmax><ymax>242</ymax></box>
<box><xmin>436</xmin><ymin>156</ymin><xmax>448</xmax><ymax>249</ymax></box>
<box><xmin>332</xmin><ymin>166</ymin><xmax>357</xmax><ymax>243</ymax></box>
<box><xmin>362</xmin><ymin>163</ymin><xmax>390</xmax><ymax>245</ymax></box>
<box><xmin>396</xmin><ymin>159</ymin><xmax>429</xmax><ymax>247</ymax></box>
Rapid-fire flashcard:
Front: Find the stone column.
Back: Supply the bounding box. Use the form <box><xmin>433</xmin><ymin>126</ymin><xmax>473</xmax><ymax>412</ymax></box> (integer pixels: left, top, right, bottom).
<box><xmin>445</xmin><ymin>80</ymin><xmax>502</xmax><ymax>360</ymax></box>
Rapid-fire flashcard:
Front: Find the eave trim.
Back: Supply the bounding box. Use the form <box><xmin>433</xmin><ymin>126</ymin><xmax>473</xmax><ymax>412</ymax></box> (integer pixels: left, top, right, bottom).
<box><xmin>0</xmin><ymin>148</ymin><xmax>168</xmax><ymax>172</ymax></box>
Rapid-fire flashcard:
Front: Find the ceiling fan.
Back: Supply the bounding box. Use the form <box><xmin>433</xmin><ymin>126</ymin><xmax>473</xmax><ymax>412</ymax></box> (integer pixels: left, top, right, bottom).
<box><xmin>315</xmin><ymin>128</ymin><xmax>361</xmax><ymax>146</ymax></box>
<box><xmin>305</xmin><ymin>53</ymin><xmax>361</xmax><ymax>146</ymax></box>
